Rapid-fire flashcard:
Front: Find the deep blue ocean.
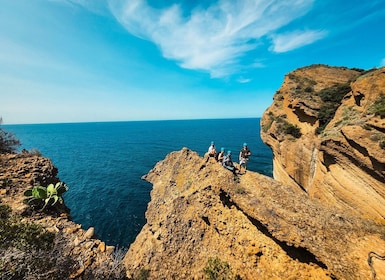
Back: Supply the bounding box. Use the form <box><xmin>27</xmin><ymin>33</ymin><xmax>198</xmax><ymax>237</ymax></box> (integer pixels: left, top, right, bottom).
<box><xmin>5</xmin><ymin>118</ymin><xmax>272</xmax><ymax>248</ymax></box>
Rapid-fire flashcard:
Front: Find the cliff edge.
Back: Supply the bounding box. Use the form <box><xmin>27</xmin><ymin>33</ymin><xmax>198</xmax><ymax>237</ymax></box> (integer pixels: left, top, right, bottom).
<box><xmin>124</xmin><ymin>148</ymin><xmax>385</xmax><ymax>279</ymax></box>
<box><xmin>260</xmin><ymin>65</ymin><xmax>385</xmax><ymax>223</ymax></box>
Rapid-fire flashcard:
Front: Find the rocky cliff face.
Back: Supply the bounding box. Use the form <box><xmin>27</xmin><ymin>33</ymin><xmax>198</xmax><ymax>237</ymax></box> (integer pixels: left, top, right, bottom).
<box><xmin>0</xmin><ymin>152</ymin><xmax>125</xmax><ymax>279</ymax></box>
<box><xmin>124</xmin><ymin>148</ymin><xmax>385</xmax><ymax>279</ymax></box>
<box><xmin>260</xmin><ymin>65</ymin><xmax>385</xmax><ymax>223</ymax></box>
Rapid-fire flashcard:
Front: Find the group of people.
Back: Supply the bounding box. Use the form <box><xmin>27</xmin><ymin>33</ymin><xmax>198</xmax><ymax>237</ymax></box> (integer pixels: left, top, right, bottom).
<box><xmin>207</xmin><ymin>141</ymin><xmax>251</xmax><ymax>175</ymax></box>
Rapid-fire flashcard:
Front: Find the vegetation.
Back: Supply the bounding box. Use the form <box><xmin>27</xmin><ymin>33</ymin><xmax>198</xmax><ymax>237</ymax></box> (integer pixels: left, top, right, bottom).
<box><xmin>262</xmin><ymin>113</ymin><xmax>302</xmax><ymax>139</ymax></box>
<box><xmin>368</xmin><ymin>94</ymin><xmax>385</xmax><ymax>119</ymax></box>
<box><xmin>132</xmin><ymin>268</ymin><xmax>150</xmax><ymax>280</ymax></box>
<box><xmin>204</xmin><ymin>257</ymin><xmax>240</xmax><ymax>280</ymax></box>
<box><xmin>0</xmin><ymin>118</ymin><xmax>21</xmax><ymax>154</ymax></box>
<box><xmin>315</xmin><ymin>83</ymin><xmax>352</xmax><ymax>134</ymax></box>
<box><xmin>0</xmin><ymin>202</ymin><xmax>65</xmax><ymax>279</ymax></box>
<box><xmin>0</xmin><ymin>203</ymin><xmax>55</xmax><ymax>251</ymax></box>
<box><xmin>23</xmin><ymin>182</ymin><xmax>68</xmax><ymax>211</ymax></box>
<box><xmin>279</xmin><ymin>121</ymin><xmax>302</xmax><ymax>138</ymax></box>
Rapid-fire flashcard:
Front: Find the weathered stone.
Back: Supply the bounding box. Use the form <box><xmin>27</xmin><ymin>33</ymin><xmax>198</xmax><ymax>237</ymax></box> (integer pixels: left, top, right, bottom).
<box><xmin>260</xmin><ymin>65</ymin><xmax>385</xmax><ymax>223</ymax></box>
<box><xmin>98</xmin><ymin>241</ymin><xmax>106</xmax><ymax>253</ymax></box>
<box><xmin>124</xmin><ymin>148</ymin><xmax>385</xmax><ymax>279</ymax></box>
<box><xmin>84</xmin><ymin>227</ymin><xmax>95</xmax><ymax>239</ymax></box>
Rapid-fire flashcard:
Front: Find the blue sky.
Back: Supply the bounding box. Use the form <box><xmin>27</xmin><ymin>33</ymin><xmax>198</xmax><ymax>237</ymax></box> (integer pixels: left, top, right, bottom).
<box><xmin>1</xmin><ymin>0</ymin><xmax>384</xmax><ymax>124</ymax></box>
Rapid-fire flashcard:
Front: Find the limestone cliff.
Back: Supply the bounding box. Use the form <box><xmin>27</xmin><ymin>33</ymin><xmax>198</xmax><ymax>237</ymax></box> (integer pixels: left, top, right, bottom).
<box><xmin>0</xmin><ymin>152</ymin><xmax>126</xmax><ymax>279</ymax></box>
<box><xmin>260</xmin><ymin>65</ymin><xmax>385</xmax><ymax>223</ymax></box>
<box><xmin>124</xmin><ymin>148</ymin><xmax>385</xmax><ymax>280</ymax></box>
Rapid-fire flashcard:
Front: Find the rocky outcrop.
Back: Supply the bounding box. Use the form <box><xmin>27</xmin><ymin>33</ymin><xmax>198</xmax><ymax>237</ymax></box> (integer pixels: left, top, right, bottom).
<box><xmin>260</xmin><ymin>65</ymin><xmax>385</xmax><ymax>223</ymax></box>
<box><xmin>0</xmin><ymin>152</ymin><xmax>126</xmax><ymax>279</ymax></box>
<box><xmin>124</xmin><ymin>148</ymin><xmax>385</xmax><ymax>280</ymax></box>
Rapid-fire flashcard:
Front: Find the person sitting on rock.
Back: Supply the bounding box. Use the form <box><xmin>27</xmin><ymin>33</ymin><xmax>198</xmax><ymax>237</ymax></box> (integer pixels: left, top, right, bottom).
<box><xmin>222</xmin><ymin>150</ymin><xmax>238</xmax><ymax>174</ymax></box>
<box><xmin>217</xmin><ymin>147</ymin><xmax>225</xmax><ymax>163</ymax></box>
<box><xmin>239</xmin><ymin>142</ymin><xmax>251</xmax><ymax>174</ymax></box>
<box><xmin>207</xmin><ymin>141</ymin><xmax>216</xmax><ymax>157</ymax></box>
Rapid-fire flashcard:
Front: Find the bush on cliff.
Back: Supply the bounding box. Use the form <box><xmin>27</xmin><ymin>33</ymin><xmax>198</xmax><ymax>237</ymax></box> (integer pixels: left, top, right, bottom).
<box><xmin>0</xmin><ymin>202</ymin><xmax>70</xmax><ymax>279</ymax></box>
<box><xmin>0</xmin><ymin>118</ymin><xmax>21</xmax><ymax>154</ymax></box>
<box><xmin>316</xmin><ymin>83</ymin><xmax>352</xmax><ymax>134</ymax></box>
<box><xmin>368</xmin><ymin>94</ymin><xmax>385</xmax><ymax>119</ymax></box>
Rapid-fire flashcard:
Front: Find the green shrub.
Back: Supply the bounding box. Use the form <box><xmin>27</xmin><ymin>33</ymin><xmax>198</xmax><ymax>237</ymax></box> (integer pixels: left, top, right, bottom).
<box><xmin>368</xmin><ymin>94</ymin><xmax>385</xmax><ymax>119</ymax></box>
<box><xmin>0</xmin><ymin>118</ymin><xmax>21</xmax><ymax>154</ymax></box>
<box><xmin>380</xmin><ymin>140</ymin><xmax>385</xmax><ymax>150</ymax></box>
<box><xmin>316</xmin><ymin>83</ymin><xmax>352</xmax><ymax>134</ymax></box>
<box><xmin>0</xmin><ymin>203</ymin><xmax>55</xmax><ymax>251</ymax></box>
<box><xmin>133</xmin><ymin>268</ymin><xmax>150</xmax><ymax>280</ymax></box>
<box><xmin>23</xmin><ymin>182</ymin><xmax>68</xmax><ymax>211</ymax></box>
<box><xmin>204</xmin><ymin>257</ymin><xmax>236</xmax><ymax>280</ymax></box>
<box><xmin>278</xmin><ymin>121</ymin><xmax>302</xmax><ymax>138</ymax></box>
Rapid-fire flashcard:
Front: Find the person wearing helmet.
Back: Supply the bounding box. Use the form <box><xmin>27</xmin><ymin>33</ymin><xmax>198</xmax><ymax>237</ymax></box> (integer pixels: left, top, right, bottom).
<box><xmin>222</xmin><ymin>150</ymin><xmax>238</xmax><ymax>174</ymax></box>
<box><xmin>207</xmin><ymin>141</ymin><xmax>216</xmax><ymax>157</ymax></box>
<box><xmin>217</xmin><ymin>147</ymin><xmax>225</xmax><ymax>163</ymax></box>
<box><xmin>239</xmin><ymin>142</ymin><xmax>251</xmax><ymax>174</ymax></box>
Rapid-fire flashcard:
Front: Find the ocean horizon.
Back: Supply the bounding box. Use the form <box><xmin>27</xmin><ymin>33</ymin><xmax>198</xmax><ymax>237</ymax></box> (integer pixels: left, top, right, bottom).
<box><xmin>5</xmin><ymin>118</ymin><xmax>273</xmax><ymax>247</ymax></box>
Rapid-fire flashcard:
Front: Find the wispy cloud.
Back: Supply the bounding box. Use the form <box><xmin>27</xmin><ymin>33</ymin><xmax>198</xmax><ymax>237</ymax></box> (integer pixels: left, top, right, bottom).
<box><xmin>107</xmin><ymin>0</ymin><xmax>319</xmax><ymax>77</ymax></box>
<box><xmin>269</xmin><ymin>29</ymin><xmax>327</xmax><ymax>53</ymax></box>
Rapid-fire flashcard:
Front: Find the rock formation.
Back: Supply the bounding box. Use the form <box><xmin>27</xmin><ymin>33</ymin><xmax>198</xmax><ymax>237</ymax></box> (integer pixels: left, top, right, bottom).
<box><xmin>260</xmin><ymin>65</ymin><xmax>385</xmax><ymax>223</ymax></box>
<box><xmin>2</xmin><ymin>64</ymin><xmax>385</xmax><ymax>280</ymax></box>
<box><xmin>0</xmin><ymin>152</ymin><xmax>126</xmax><ymax>279</ymax></box>
<box><xmin>124</xmin><ymin>148</ymin><xmax>385</xmax><ymax>279</ymax></box>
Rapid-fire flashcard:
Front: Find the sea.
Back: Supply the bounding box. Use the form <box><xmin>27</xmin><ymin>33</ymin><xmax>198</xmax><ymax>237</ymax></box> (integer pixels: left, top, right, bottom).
<box><xmin>4</xmin><ymin>118</ymin><xmax>273</xmax><ymax>248</ymax></box>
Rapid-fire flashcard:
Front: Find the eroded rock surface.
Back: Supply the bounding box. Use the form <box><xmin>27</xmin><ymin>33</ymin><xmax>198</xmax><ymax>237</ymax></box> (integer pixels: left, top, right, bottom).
<box><xmin>260</xmin><ymin>65</ymin><xmax>385</xmax><ymax>223</ymax></box>
<box><xmin>0</xmin><ymin>152</ymin><xmax>125</xmax><ymax>279</ymax></box>
<box><xmin>124</xmin><ymin>148</ymin><xmax>385</xmax><ymax>280</ymax></box>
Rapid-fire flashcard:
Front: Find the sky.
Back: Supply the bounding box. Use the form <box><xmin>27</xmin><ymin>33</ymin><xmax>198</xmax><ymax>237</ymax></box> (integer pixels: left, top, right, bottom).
<box><xmin>1</xmin><ymin>0</ymin><xmax>384</xmax><ymax>124</ymax></box>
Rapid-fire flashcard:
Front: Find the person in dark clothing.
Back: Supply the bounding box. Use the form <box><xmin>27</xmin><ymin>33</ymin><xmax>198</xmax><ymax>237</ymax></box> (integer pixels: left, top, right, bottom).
<box><xmin>222</xmin><ymin>150</ymin><xmax>238</xmax><ymax>175</ymax></box>
<box><xmin>239</xmin><ymin>142</ymin><xmax>251</xmax><ymax>174</ymax></box>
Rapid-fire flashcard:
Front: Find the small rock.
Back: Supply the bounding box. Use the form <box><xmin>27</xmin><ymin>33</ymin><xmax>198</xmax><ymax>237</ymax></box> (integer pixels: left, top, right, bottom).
<box><xmin>106</xmin><ymin>245</ymin><xmax>115</xmax><ymax>255</ymax></box>
<box><xmin>74</xmin><ymin>237</ymin><xmax>81</xmax><ymax>246</ymax></box>
<box><xmin>98</xmin><ymin>242</ymin><xmax>106</xmax><ymax>253</ymax></box>
<box><xmin>70</xmin><ymin>267</ymin><xmax>85</xmax><ymax>279</ymax></box>
<box><xmin>84</xmin><ymin>227</ymin><xmax>95</xmax><ymax>239</ymax></box>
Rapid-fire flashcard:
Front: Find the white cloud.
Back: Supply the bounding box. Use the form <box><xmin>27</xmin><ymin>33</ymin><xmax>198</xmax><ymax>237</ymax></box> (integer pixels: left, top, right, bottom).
<box><xmin>269</xmin><ymin>29</ymin><xmax>327</xmax><ymax>53</ymax></box>
<box><xmin>237</xmin><ymin>77</ymin><xmax>252</xmax><ymax>84</ymax></box>
<box><xmin>108</xmin><ymin>0</ymin><xmax>317</xmax><ymax>77</ymax></box>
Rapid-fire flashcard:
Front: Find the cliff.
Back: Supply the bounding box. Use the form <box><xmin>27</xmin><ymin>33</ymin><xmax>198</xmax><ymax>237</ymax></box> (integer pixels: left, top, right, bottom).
<box><xmin>124</xmin><ymin>148</ymin><xmax>385</xmax><ymax>279</ymax></box>
<box><xmin>0</xmin><ymin>152</ymin><xmax>126</xmax><ymax>279</ymax></box>
<box><xmin>260</xmin><ymin>65</ymin><xmax>385</xmax><ymax>223</ymax></box>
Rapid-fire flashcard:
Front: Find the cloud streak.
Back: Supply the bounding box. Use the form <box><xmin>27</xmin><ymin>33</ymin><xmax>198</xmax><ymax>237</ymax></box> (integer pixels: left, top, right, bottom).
<box><xmin>269</xmin><ymin>29</ymin><xmax>327</xmax><ymax>53</ymax></box>
<box><xmin>108</xmin><ymin>0</ymin><xmax>323</xmax><ymax>77</ymax></box>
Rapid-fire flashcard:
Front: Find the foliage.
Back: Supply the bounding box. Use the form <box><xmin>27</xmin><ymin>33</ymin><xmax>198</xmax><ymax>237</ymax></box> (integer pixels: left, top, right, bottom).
<box><xmin>316</xmin><ymin>83</ymin><xmax>352</xmax><ymax>134</ymax></box>
<box><xmin>380</xmin><ymin>140</ymin><xmax>385</xmax><ymax>150</ymax></box>
<box><xmin>282</xmin><ymin>122</ymin><xmax>302</xmax><ymax>138</ymax></box>
<box><xmin>0</xmin><ymin>203</ymin><xmax>55</xmax><ymax>251</ymax></box>
<box><xmin>0</xmin><ymin>202</ymin><xmax>77</xmax><ymax>279</ymax></box>
<box><xmin>23</xmin><ymin>182</ymin><xmax>68</xmax><ymax>211</ymax></box>
<box><xmin>132</xmin><ymin>268</ymin><xmax>150</xmax><ymax>280</ymax></box>
<box><xmin>0</xmin><ymin>118</ymin><xmax>21</xmax><ymax>154</ymax></box>
<box><xmin>368</xmin><ymin>94</ymin><xmax>385</xmax><ymax>119</ymax></box>
<box><xmin>204</xmin><ymin>257</ymin><xmax>237</xmax><ymax>280</ymax></box>
<box><xmin>277</xmin><ymin>119</ymin><xmax>302</xmax><ymax>138</ymax></box>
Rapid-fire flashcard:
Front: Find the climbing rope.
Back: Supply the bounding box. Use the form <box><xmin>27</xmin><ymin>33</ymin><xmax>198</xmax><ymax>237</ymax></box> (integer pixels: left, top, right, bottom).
<box><xmin>368</xmin><ymin>251</ymin><xmax>385</xmax><ymax>280</ymax></box>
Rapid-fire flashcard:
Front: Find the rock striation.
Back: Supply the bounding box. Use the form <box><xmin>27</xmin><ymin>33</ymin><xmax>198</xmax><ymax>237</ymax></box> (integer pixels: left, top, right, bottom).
<box><xmin>124</xmin><ymin>148</ymin><xmax>385</xmax><ymax>279</ymax></box>
<box><xmin>260</xmin><ymin>65</ymin><xmax>385</xmax><ymax>223</ymax></box>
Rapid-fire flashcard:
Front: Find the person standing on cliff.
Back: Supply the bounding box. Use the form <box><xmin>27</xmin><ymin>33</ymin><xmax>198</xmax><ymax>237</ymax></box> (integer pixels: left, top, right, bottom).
<box><xmin>239</xmin><ymin>143</ymin><xmax>251</xmax><ymax>174</ymax></box>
